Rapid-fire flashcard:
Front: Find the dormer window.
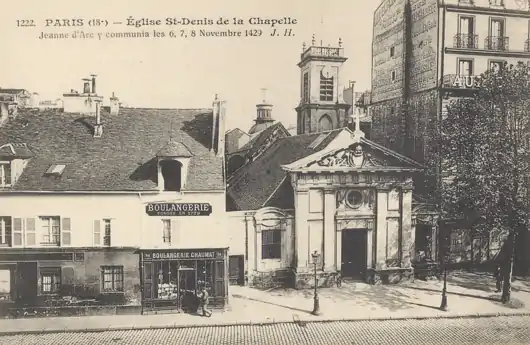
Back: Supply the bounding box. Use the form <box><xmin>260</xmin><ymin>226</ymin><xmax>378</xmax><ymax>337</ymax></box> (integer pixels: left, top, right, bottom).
<box><xmin>160</xmin><ymin>160</ymin><xmax>182</xmax><ymax>191</ymax></box>
<box><xmin>0</xmin><ymin>162</ymin><xmax>11</xmax><ymax>187</ymax></box>
<box><xmin>156</xmin><ymin>140</ymin><xmax>193</xmax><ymax>192</ymax></box>
<box><xmin>45</xmin><ymin>164</ymin><xmax>66</xmax><ymax>177</ymax></box>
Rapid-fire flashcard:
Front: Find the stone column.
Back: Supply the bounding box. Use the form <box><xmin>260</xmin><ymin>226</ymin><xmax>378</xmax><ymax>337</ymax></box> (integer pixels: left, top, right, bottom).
<box><xmin>293</xmin><ymin>183</ymin><xmax>310</xmax><ymax>271</ymax></box>
<box><xmin>366</xmin><ymin>220</ymin><xmax>374</xmax><ymax>269</ymax></box>
<box><xmin>375</xmin><ymin>188</ymin><xmax>388</xmax><ymax>270</ymax></box>
<box><xmin>323</xmin><ymin>188</ymin><xmax>336</xmax><ymax>271</ymax></box>
<box><xmin>401</xmin><ymin>188</ymin><xmax>413</xmax><ymax>267</ymax></box>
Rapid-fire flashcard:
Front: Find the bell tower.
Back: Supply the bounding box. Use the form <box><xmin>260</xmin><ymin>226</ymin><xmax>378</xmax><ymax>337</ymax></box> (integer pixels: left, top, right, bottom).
<box><xmin>295</xmin><ymin>35</ymin><xmax>351</xmax><ymax>135</ymax></box>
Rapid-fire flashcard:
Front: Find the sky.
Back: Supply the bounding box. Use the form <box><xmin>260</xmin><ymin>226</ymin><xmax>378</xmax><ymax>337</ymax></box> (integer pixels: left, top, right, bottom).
<box><xmin>0</xmin><ymin>0</ymin><xmax>380</xmax><ymax>132</ymax></box>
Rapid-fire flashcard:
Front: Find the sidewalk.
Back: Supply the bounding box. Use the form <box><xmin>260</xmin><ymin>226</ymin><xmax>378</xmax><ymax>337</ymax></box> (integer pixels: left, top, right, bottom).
<box><xmin>0</xmin><ymin>270</ymin><xmax>528</xmax><ymax>335</ymax></box>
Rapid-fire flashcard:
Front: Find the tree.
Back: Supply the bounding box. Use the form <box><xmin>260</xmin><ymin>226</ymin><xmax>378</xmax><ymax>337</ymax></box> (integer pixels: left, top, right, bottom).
<box><xmin>441</xmin><ymin>62</ymin><xmax>530</xmax><ymax>303</ymax></box>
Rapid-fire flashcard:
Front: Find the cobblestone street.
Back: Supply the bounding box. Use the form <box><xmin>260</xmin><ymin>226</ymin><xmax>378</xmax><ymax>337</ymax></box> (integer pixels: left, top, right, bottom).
<box><xmin>2</xmin><ymin>315</ymin><xmax>529</xmax><ymax>345</ymax></box>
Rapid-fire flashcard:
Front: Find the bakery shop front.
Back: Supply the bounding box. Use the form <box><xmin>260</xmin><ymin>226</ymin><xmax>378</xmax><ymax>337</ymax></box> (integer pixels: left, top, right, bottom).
<box><xmin>140</xmin><ymin>248</ymin><xmax>229</xmax><ymax>313</ymax></box>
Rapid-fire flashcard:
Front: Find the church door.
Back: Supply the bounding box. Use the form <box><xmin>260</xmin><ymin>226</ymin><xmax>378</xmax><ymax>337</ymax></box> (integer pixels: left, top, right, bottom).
<box><xmin>341</xmin><ymin>229</ymin><xmax>367</xmax><ymax>280</ymax></box>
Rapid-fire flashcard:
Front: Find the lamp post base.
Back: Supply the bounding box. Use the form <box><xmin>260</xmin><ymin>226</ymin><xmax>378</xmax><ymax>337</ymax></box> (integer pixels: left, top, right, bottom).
<box><xmin>311</xmin><ymin>296</ymin><xmax>321</xmax><ymax>316</ymax></box>
<box><xmin>439</xmin><ymin>293</ymin><xmax>448</xmax><ymax>311</ymax></box>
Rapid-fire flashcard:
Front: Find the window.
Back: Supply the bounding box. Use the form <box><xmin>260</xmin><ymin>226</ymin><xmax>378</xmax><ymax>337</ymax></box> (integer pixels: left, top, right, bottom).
<box><xmin>319</xmin><ymin>71</ymin><xmax>334</xmax><ymax>101</ymax></box>
<box><xmin>103</xmin><ymin>219</ymin><xmax>111</xmax><ymax>246</ymax></box>
<box><xmin>0</xmin><ymin>217</ymin><xmax>11</xmax><ymax>246</ymax></box>
<box><xmin>303</xmin><ymin>72</ymin><xmax>309</xmax><ymax>102</ymax></box>
<box><xmin>261</xmin><ymin>229</ymin><xmax>281</xmax><ymax>259</ymax></box>
<box><xmin>0</xmin><ymin>162</ymin><xmax>11</xmax><ymax>187</ymax></box>
<box><xmin>459</xmin><ymin>16</ymin><xmax>474</xmax><ymax>35</ymax></box>
<box><xmin>390</xmin><ymin>46</ymin><xmax>395</xmax><ymax>57</ymax></box>
<box><xmin>345</xmin><ymin>190</ymin><xmax>363</xmax><ymax>209</ymax></box>
<box><xmin>162</xmin><ymin>219</ymin><xmax>171</xmax><ymax>243</ymax></box>
<box><xmin>40</xmin><ymin>268</ymin><xmax>61</xmax><ymax>294</ymax></box>
<box><xmin>317</xmin><ymin>114</ymin><xmax>333</xmax><ymax>132</ymax></box>
<box><xmin>45</xmin><ymin>164</ymin><xmax>66</xmax><ymax>176</ymax></box>
<box><xmin>458</xmin><ymin>59</ymin><xmax>473</xmax><ymax>76</ymax></box>
<box><xmin>391</xmin><ymin>71</ymin><xmax>396</xmax><ymax>81</ymax></box>
<box><xmin>101</xmin><ymin>266</ymin><xmax>124</xmax><ymax>292</ymax></box>
<box><xmin>489</xmin><ymin>60</ymin><xmax>504</xmax><ymax>71</ymax></box>
<box><xmin>490</xmin><ymin>18</ymin><xmax>505</xmax><ymax>37</ymax></box>
<box><xmin>40</xmin><ymin>217</ymin><xmax>60</xmax><ymax>245</ymax></box>
<box><xmin>160</xmin><ymin>160</ymin><xmax>182</xmax><ymax>192</ymax></box>
<box><xmin>489</xmin><ymin>0</ymin><xmax>503</xmax><ymax>6</ymax></box>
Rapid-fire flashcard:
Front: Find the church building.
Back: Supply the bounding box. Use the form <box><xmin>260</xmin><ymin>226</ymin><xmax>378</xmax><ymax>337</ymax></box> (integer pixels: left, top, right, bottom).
<box><xmin>226</xmin><ymin>38</ymin><xmax>435</xmax><ymax>289</ymax></box>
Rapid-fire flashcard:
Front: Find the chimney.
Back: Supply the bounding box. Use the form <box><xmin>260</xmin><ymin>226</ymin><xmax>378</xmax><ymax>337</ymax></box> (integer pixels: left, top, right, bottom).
<box><xmin>211</xmin><ymin>95</ymin><xmax>219</xmax><ymax>153</ymax></box>
<box><xmin>93</xmin><ymin>100</ymin><xmax>103</xmax><ymax>138</ymax></box>
<box><xmin>110</xmin><ymin>92</ymin><xmax>120</xmax><ymax>115</ymax></box>
<box><xmin>83</xmin><ymin>79</ymin><xmax>91</xmax><ymax>94</ymax></box>
<box><xmin>211</xmin><ymin>95</ymin><xmax>226</xmax><ymax>157</ymax></box>
<box><xmin>90</xmin><ymin>74</ymin><xmax>97</xmax><ymax>94</ymax></box>
<box><xmin>0</xmin><ymin>102</ymin><xmax>8</xmax><ymax>127</ymax></box>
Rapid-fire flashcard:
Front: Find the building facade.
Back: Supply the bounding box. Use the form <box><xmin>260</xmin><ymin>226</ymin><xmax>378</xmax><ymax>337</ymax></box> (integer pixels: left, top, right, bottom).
<box><xmin>369</xmin><ymin>0</ymin><xmax>530</xmax><ymax>265</ymax></box>
<box><xmin>0</xmin><ymin>81</ymin><xmax>228</xmax><ymax>315</ymax></box>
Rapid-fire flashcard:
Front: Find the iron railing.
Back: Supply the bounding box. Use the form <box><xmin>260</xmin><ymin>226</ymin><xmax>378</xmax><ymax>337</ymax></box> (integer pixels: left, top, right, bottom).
<box><xmin>484</xmin><ymin>36</ymin><xmax>509</xmax><ymax>51</ymax></box>
<box><xmin>453</xmin><ymin>33</ymin><xmax>478</xmax><ymax>49</ymax></box>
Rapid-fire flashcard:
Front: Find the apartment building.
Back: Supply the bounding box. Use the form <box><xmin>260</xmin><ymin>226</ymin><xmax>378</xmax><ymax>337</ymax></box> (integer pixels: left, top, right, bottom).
<box><xmin>370</xmin><ymin>0</ymin><xmax>530</xmax><ymax>266</ymax></box>
<box><xmin>0</xmin><ymin>79</ymin><xmax>229</xmax><ymax>314</ymax></box>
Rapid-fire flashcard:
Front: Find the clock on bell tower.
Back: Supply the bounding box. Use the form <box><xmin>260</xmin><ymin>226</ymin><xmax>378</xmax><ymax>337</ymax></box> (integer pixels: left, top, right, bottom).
<box><xmin>296</xmin><ymin>35</ymin><xmax>351</xmax><ymax>135</ymax></box>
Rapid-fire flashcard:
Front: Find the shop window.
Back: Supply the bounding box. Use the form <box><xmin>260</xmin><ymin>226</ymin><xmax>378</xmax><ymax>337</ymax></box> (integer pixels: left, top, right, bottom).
<box><xmin>40</xmin><ymin>216</ymin><xmax>60</xmax><ymax>245</ymax></box>
<box><xmin>40</xmin><ymin>268</ymin><xmax>61</xmax><ymax>294</ymax></box>
<box><xmin>103</xmin><ymin>219</ymin><xmax>111</xmax><ymax>246</ymax></box>
<box><xmin>0</xmin><ymin>217</ymin><xmax>11</xmax><ymax>246</ymax></box>
<box><xmin>162</xmin><ymin>219</ymin><xmax>172</xmax><ymax>243</ymax></box>
<box><xmin>101</xmin><ymin>266</ymin><xmax>124</xmax><ymax>292</ymax></box>
<box><xmin>0</xmin><ymin>269</ymin><xmax>10</xmax><ymax>300</ymax></box>
<box><xmin>262</xmin><ymin>230</ymin><xmax>281</xmax><ymax>259</ymax></box>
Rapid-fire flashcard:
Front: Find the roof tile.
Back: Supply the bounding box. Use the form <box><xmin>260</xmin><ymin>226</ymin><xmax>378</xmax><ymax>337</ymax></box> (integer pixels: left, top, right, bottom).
<box><xmin>0</xmin><ymin>108</ymin><xmax>224</xmax><ymax>191</ymax></box>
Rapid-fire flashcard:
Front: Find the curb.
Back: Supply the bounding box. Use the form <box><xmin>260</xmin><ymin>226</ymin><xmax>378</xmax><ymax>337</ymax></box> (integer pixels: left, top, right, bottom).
<box><xmin>1</xmin><ymin>311</ymin><xmax>529</xmax><ymax>336</ymax></box>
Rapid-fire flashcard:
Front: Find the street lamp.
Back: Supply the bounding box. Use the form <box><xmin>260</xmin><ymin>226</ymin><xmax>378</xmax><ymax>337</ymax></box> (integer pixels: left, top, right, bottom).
<box><xmin>311</xmin><ymin>250</ymin><xmax>321</xmax><ymax>316</ymax></box>
<box><xmin>440</xmin><ymin>235</ymin><xmax>448</xmax><ymax>311</ymax></box>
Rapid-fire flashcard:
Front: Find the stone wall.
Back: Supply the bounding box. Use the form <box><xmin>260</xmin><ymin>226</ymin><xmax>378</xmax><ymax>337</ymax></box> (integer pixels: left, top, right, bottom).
<box><xmin>60</xmin><ymin>250</ymin><xmax>141</xmax><ymax>305</ymax></box>
<box><xmin>367</xmin><ymin>267</ymin><xmax>414</xmax><ymax>285</ymax></box>
<box><xmin>293</xmin><ymin>271</ymin><xmax>340</xmax><ymax>289</ymax></box>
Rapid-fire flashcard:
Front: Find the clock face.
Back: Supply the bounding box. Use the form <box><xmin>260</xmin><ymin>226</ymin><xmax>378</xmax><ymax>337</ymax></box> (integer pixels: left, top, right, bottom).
<box><xmin>321</xmin><ymin>66</ymin><xmax>333</xmax><ymax>78</ymax></box>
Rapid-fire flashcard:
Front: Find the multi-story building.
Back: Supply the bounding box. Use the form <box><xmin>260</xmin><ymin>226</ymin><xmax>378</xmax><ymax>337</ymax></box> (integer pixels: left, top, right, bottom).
<box><xmin>0</xmin><ymin>78</ymin><xmax>229</xmax><ymax>315</ymax></box>
<box><xmin>370</xmin><ymin>0</ymin><xmax>530</xmax><ymax>266</ymax></box>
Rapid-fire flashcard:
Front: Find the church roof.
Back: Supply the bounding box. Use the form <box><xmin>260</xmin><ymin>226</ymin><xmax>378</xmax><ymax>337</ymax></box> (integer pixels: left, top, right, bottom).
<box><xmin>227</xmin><ymin>129</ymin><xmax>342</xmax><ymax>210</ymax></box>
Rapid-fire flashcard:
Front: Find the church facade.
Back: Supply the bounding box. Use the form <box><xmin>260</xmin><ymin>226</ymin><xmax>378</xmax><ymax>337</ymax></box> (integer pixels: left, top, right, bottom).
<box><xmin>226</xmin><ymin>39</ymin><xmax>434</xmax><ymax>289</ymax></box>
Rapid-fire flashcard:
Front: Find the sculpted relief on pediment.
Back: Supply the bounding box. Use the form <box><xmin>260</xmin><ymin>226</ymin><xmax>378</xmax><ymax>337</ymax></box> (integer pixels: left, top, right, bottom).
<box><xmin>309</xmin><ymin>143</ymin><xmax>388</xmax><ymax>169</ymax></box>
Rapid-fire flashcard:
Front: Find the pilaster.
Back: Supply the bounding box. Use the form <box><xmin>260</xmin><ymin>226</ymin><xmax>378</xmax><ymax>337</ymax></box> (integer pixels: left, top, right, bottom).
<box><xmin>401</xmin><ymin>188</ymin><xmax>413</xmax><ymax>267</ymax></box>
<box><xmin>294</xmin><ymin>187</ymin><xmax>310</xmax><ymax>270</ymax></box>
<box><xmin>375</xmin><ymin>188</ymin><xmax>388</xmax><ymax>269</ymax></box>
<box><xmin>323</xmin><ymin>188</ymin><xmax>336</xmax><ymax>271</ymax></box>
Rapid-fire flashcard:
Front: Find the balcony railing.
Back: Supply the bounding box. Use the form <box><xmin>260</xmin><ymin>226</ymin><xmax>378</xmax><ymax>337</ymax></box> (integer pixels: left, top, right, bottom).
<box><xmin>454</xmin><ymin>33</ymin><xmax>478</xmax><ymax>49</ymax></box>
<box><xmin>301</xmin><ymin>46</ymin><xmax>344</xmax><ymax>61</ymax></box>
<box><xmin>484</xmin><ymin>36</ymin><xmax>509</xmax><ymax>51</ymax></box>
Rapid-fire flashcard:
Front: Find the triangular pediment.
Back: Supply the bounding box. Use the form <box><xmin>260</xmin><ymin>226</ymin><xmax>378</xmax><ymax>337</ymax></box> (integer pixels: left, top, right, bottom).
<box><xmin>282</xmin><ymin>132</ymin><xmax>424</xmax><ymax>173</ymax></box>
